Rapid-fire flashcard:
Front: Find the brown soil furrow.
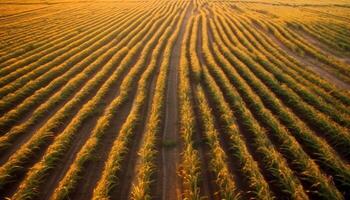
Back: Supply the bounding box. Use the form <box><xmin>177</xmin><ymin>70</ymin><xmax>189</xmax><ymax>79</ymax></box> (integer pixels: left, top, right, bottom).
<box><xmin>119</xmin><ymin>54</ymin><xmax>160</xmax><ymax>200</ymax></box>
<box><xmin>114</xmin><ymin>87</ymin><xmax>155</xmax><ymax>200</ymax></box>
<box><xmin>259</xmin><ymin>25</ymin><xmax>350</xmax><ymax>90</ymax></box>
<box><xmin>160</xmin><ymin>2</ymin><xmax>193</xmax><ymax>200</ymax></box>
<box><xmin>39</xmin><ymin>88</ymin><xmax>131</xmax><ymax>200</ymax></box>
<box><xmin>121</xmin><ymin>8</ymin><xmax>182</xmax><ymax>200</ymax></box>
<box><xmin>294</xmin><ymin>28</ymin><xmax>350</xmax><ymax>64</ymax></box>
<box><xmin>201</xmin><ymin>86</ymin><xmax>258</xmax><ymax>198</ymax></box>
<box><xmin>191</xmin><ymin>109</ymin><xmax>219</xmax><ymax>200</ymax></box>
<box><xmin>95</xmin><ymin>21</ymin><xmax>163</xmax><ymax>199</ymax></box>
<box><xmin>194</xmin><ymin>15</ymin><xmax>222</xmax><ymax>200</ymax></box>
<box><xmin>0</xmin><ymin>87</ymin><xmax>112</xmax><ymax>198</ymax></box>
<box><xmin>67</xmin><ymin>98</ymin><xmax>134</xmax><ymax>200</ymax></box>
<box><xmin>200</xmin><ymin>13</ymin><xmax>253</xmax><ymax>198</ymax></box>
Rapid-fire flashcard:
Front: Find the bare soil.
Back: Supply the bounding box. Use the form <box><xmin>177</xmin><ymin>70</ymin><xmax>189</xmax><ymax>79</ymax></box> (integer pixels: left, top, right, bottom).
<box><xmin>116</xmin><ymin>32</ymin><xmax>163</xmax><ymax>200</ymax></box>
<box><xmin>294</xmin><ymin>28</ymin><xmax>350</xmax><ymax>65</ymax></box>
<box><xmin>262</xmin><ymin>26</ymin><xmax>350</xmax><ymax>90</ymax></box>
<box><xmin>159</xmin><ymin>3</ymin><xmax>194</xmax><ymax>200</ymax></box>
<box><xmin>115</xmin><ymin>69</ymin><xmax>156</xmax><ymax>200</ymax></box>
<box><xmin>68</xmin><ymin>96</ymin><xmax>134</xmax><ymax>200</ymax></box>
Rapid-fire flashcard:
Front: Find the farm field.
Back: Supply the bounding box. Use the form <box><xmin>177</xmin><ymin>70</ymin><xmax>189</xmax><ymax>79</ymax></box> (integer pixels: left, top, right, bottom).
<box><xmin>0</xmin><ymin>0</ymin><xmax>350</xmax><ymax>199</ymax></box>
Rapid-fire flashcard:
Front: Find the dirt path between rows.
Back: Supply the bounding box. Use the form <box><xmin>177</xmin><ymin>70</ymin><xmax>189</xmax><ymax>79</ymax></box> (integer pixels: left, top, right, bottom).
<box><xmin>294</xmin><ymin>28</ymin><xmax>350</xmax><ymax>65</ymax></box>
<box><xmin>116</xmin><ymin>65</ymin><xmax>157</xmax><ymax>200</ymax></box>
<box><xmin>260</xmin><ymin>26</ymin><xmax>350</xmax><ymax>90</ymax></box>
<box><xmin>161</xmin><ymin>2</ymin><xmax>193</xmax><ymax>200</ymax></box>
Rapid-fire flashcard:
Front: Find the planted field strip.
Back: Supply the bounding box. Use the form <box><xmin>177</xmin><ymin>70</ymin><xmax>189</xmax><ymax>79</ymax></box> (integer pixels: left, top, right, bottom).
<box><xmin>0</xmin><ymin>10</ymin><xmax>163</xmax><ymax>119</ymax></box>
<box><xmin>51</xmin><ymin>5</ymin><xmax>181</xmax><ymax>200</ymax></box>
<box><xmin>0</xmin><ymin>5</ymin><xmax>163</xmax><ymax>136</ymax></box>
<box><xmin>0</xmin><ymin>4</ymin><xmax>174</xmax><ymax>196</ymax></box>
<box><xmin>209</xmin><ymin>14</ymin><xmax>350</xmax><ymax>194</ymax></box>
<box><xmin>204</xmin><ymin>12</ymin><xmax>350</xmax><ymax>161</ymax></box>
<box><xmin>210</xmin><ymin>11</ymin><xmax>350</xmax><ymax>126</ymax></box>
<box><xmin>0</xmin><ymin>9</ymin><xmax>142</xmax><ymax>98</ymax></box>
<box><xmin>0</xmin><ymin>6</ymin><xmax>110</xmax><ymax>60</ymax></box>
<box><xmin>0</xmin><ymin>5</ymin><xmax>95</xmax><ymax>55</ymax></box>
<box><xmin>0</xmin><ymin>7</ymin><xmax>123</xmax><ymax>69</ymax></box>
<box><xmin>240</xmin><ymin>18</ymin><xmax>350</xmax><ymax>105</ymax></box>
<box><xmin>9</xmin><ymin>3</ymin><xmax>180</xmax><ymax>200</ymax></box>
<box><xmin>177</xmin><ymin>15</ymin><xmax>202</xmax><ymax>200</ymax></box>
<box><xmin>263</xmin><ymin>20</ymin><xmax>350</xmax><ymax>83</ymax></box>
<box><xmin>0</xmin><ymin>6</ymin><xmax>83</xmax><ymax>49</ymax></box>
<box><xmin>1</xmin><ymin>0</ymin><xmax>350</xmax><ymax>199</ymax></box>
<box><xmin>0</xmin><ymin>10</ymin><xmax>166</xmax><ymax>165</ymax></box>
<box><xmin>0</xmin><ymin>2</ymin><xmax>154</xmax><ymax>69</ymax></box>
<box><xmin>217</xmin><ymin>12</ymin><xmax>350</xmax><ymax>112</ymax></box>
